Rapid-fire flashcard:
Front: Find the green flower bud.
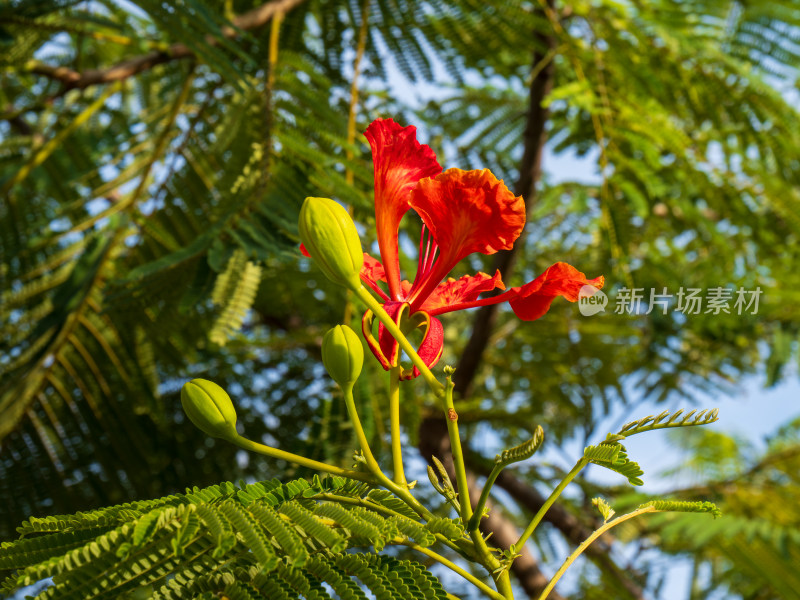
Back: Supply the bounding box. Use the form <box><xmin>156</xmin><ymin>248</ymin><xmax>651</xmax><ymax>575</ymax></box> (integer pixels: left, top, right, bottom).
<box><xmin>181</xmin><ymin>379</ymin><xmax>238</xmax><ymax>440</ymax></box>
<box><xmin>299</xmin><ymin>197</ymin><xmax>364</xmax><ymax>288</ymax></box>
<box><xmin>322</xmin><ymin>325</ymin><xmax>364</xmax><ymax>389</ymax></box>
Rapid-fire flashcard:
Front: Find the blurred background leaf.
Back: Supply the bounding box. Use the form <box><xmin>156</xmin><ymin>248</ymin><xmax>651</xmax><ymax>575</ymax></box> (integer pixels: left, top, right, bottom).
<box><xmin>1</xmin><ymin>0</ymin><xmax>799</xmax><ymax>598</ymax></box>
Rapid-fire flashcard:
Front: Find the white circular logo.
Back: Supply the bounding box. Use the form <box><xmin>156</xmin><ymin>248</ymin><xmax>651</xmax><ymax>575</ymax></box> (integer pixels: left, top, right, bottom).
<box><xmin>578</xmin><ymin>285</ymin><xmax>607</xmax><ymax>316</ymax></box>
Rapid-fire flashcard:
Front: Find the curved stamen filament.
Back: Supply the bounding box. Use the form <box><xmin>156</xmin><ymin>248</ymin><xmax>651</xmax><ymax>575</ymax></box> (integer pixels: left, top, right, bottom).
<box><xmin>410</xmin><ymin>224</ymin><xmax>429</xmax><ymax>291</ymax></box>
<box><xmin>361</xmin><ymin>273</ymin><xmax>390</xmax><ymax>301</ymax></box>
<box><xmin>410</xmin><ymin>224</ymin><xmax>439</xmax><ymax>296</ymax></box>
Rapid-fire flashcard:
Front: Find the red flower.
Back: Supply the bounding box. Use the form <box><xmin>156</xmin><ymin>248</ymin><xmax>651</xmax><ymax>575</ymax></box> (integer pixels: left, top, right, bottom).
<box><xmin>358</xmin><ymin>119</ymin><xmax>604</xmax><ymax>379</ymax></box>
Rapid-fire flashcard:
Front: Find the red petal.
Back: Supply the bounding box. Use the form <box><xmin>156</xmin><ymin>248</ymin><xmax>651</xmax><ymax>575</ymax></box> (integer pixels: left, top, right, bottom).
<box><xmin>300</xmin><ymin>243</ymin><xmax>310</xmax><ymax>257</ymax></box>
<box><xmin>365</xmin><ymin>119</ymin><xmax>442</xmax><ymax>299</ymax></box>
<box><xmin>407</xmin><ymin>315</ymin><xmax>443</xmax><ymax>380</ymax></box>
<box><xmin>408</xmin><ymin>169</ymin><xmax>524</xmax><ymax>309</ymax></box>
<box><xmin>360</xmin><ymin>253</ymin><xmax>389</xmax><ymax>300</ymax></box>
<box><xmin>377</xmin><ymin>302</ymin><xmax>405</xmax><ymax>368</ymax></box>
<box><xmin>365</xmin><ymin>302</ymin><xmax>444</xmax><ymax>379</ymax></box>
<box><xmin>420</xmin><ymin>270</ymin><xmax>505</xmax><ymax>315</ymax></box>
<box><xmin>362</xmin><ymin>309</ymin><xmax>394</xmax><ymax>370</ymax></box>
<box><xmin>509</xmin><ymin>262</ymin><xmax>605</xmax><ymax>321</ymax></box>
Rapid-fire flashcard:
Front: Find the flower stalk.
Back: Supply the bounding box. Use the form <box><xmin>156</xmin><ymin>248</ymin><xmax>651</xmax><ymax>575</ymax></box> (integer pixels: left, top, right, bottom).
<box><xmin>341</xmin><ymin>384</ymin><xmax>382</xmax><ymax>476</ymax></box>
<box><xmin>536</xmin><ymin>505</ymin><xmax>659</xmax><ymax>600</ymax></box>
<box><xmin>513</xmin><ymin>458</ymin><xmax>589</xmax><ymax>554</ymax></box>
<box><xmin>468</xmin><ymin>461</ymin><xmax>505</xmax><ymax>533</ymax></box>
<box><xmin>388</xmin><ymin>365</ymin><xmax>406</xmax><ymax>487</ymax></box>
<box><xmin>230</xmin><ymin>434</ymin><xmax>375</xmax><ymax>484</ymax></box>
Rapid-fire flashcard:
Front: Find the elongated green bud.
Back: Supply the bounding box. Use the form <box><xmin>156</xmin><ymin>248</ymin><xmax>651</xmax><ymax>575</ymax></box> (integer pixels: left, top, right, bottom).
<box><xmin>299</xmin><ymin>197</ymin><xmax>364</xmax><ymax>288</ymax></box>
<box><xmin>322</xmin><ymin>325</ymin><xmax>364</xmax><ymax>389</ymax></box>
<box><xmin>181</xmin><ymin>379</ymin><xmax>238</xmax><ymax>440</ymax></box>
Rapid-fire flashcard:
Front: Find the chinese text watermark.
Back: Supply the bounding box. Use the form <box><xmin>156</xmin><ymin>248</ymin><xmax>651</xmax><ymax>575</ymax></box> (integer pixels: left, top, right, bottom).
<box><xmin>578</xmin><ymin>286</ymin><xmax>762</xmax><ymax>317</ymax></box>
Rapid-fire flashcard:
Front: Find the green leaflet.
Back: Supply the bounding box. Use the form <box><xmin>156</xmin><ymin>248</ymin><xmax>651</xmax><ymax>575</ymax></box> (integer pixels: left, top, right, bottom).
<box><xmin>584</xmin><ymin>443</ymin><xmax>645</xmax><ymax>486</ymax></box>
<box><xmin>424</xmin><ymin>516</ymin><xmax>465</xmax><ymax>541</ymax></box>
<box><xmin>279</xmin><ymin>500</ymin><xmax>347</xmax><ymax>554</ymax></box>
<box><xmin>246</xmin><ymin>503</ymin><xmax>307</xmax><ymax>567</ymax></box>
<box><xmin>218</xmin><ymin>499</ymin><xmax>278</xmax><ymax>572</ymax></box>
<box><xmin>305</xmin><ymin>555</ymin><xmax>368</xmax><ymax>600</ymax></box>
<box><xmin>495</xmin><ymin>425</ymin><xmax>545</xmax><ymax>468</ymax></box>
<box><xmin>313</xmin><ymin>502</ymin><xmax>385</xmax><ymax>550</ymax></box>
<box><xmin>208</xmin><ymin>249</ymin><xmax>263</xmax><ymax>346</ymax></box>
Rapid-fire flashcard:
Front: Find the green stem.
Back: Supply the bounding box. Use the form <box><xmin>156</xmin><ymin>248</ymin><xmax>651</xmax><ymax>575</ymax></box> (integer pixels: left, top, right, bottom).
<box><xmin>388</xmin><ymin>366</ymin><xmax>406</xmax><ymax>487</ymax></box>
<box><xmin>443</xmin><ymin>374</ymin><xmax>512</xmax><ymax>598</ymax></box>
<box><xmin>353</xmin><ymin>286</ymin><xmax>509</xmax><ymax>594</ymax></box>
<box><xmin>495</xmin><ymin>572</ymin><xmax>514</xmax><ymax>599</ymax></box>
<box><xmin>468</xmin><ymin>462</ymin><xmax>503</xmax><ymax>532</ymax></box>
<box><xmin>353</xmin><ymin>285</ymin><xmax>443</xmax><ymax>395</ymax></box>
<box><xmin>537</xmin><ymin>505</ymin><xmax>658</xmax><ymax>600</ymax></box>
<box><xmin>342</xmin><ymin>384</ymin><xmax>382</xmax><ymax>475</ymax></box>
<box><xmin>234</xmin><ymin>428</ymin><xmax>434</xmax><ymax>526</ymax></box>
<box><xmin>341</xmin><ymin>384</ymin><xmax>434</xmax><ymax>523</ymax></box>
<box><xmin>443</xmin><ymin>376</ymin><xmax>473</xmax><ymax>526</ymax></box>
<box><xmin>382</xmin><ymin>478</ymin><xmax>435</xmax><ymax>522</ymax></box>
<box><xmin>398</xmin><ymin>541</ymin><xmax>507</xmax><ymax>600</ymax></box>
<box><xmin>513</xmin><ymin>458</ymin><xmax>588</xmax><ymax>554</ymax></box>
<box><xmin>230</xmin><ymin>435</ymin><xmax>374</xmax><ymax>483</ymax></box>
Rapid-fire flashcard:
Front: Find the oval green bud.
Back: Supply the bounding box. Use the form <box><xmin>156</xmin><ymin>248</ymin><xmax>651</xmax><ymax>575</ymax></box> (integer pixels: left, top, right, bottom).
<box><xmin>322</xmin><ymin>325</ymin><xmax>364</xmax><ymax>389</ymax></box>
<box><xmin>299</xmin><ymin>197</ymin><xmax>364</xmax><ymax>288</ymax></box>
<box><xmin>181</xmin><ymin>379</ymin><xmax>238</xmax><ymax>440</ymax></box>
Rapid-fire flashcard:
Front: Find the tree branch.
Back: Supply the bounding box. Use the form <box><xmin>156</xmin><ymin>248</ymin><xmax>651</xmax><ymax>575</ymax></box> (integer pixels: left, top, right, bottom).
<box><xmin>452</xmin><ymin>0</ymin><xmax>557</xmax><ymax>400</ymax></box>
<box><xmin>418</xmin><ymin>6</ymin><xmax>645</xmax><ymax>598</ymax></box>
<box><xmin>25</xmin><ymin>0</ymin><xmax>307</xmax><ymax>95</ymax></box>
<box><xmin>417</xmin><ymin>6</ymin><xmax>564</xmax><ymax>597</ymax></box>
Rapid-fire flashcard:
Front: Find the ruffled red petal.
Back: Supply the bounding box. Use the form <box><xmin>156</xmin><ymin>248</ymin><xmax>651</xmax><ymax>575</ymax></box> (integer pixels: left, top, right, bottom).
<box><xmin>508</xmin><ymin>262</ymin><xmax>605</xmax><ymax>321</ymax></box>
<box><xmin>407</xmin><ymin>169</ymin><xmax>524</xmax><ymax>310</ymax></box>
<box><xmin>420</xmin><ymin>270</ymin><xmax>505</xmax><ymax>315</ymax></box>
<box><xmin>365</xmin><ymin>119</ymin><xmax>442</xmax><ymax>300</ymax></box>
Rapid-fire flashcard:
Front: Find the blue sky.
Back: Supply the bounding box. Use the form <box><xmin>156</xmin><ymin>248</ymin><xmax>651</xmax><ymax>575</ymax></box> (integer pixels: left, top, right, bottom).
<box><xmin>375</xmin><ymin>42</ymin><xmax>799</xmax><ymax>599</ymax></box>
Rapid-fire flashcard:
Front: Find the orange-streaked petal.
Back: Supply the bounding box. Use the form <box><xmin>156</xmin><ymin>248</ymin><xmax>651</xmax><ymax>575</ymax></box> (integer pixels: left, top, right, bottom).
<box><xmin>360</xmin><ymin>253</ymin><xmax>389</xmax><ymax>300</ymax></box>
<box><xmin>420</xmin><ymin>270</ymin><xmax>505</xmax><ymax>315</ymax></box>
<box><xmin>408</xmin><ymin>168</ymin><xmax>524</xmax><ymax>309</ymax></box>
<box><xmin>365</xmin><ymin>119</ymin><xmax>442</xmax><ymax>300</ymax></box>
<box><xmin>509</xmin><ymin>262</ymin><xmax>605</xmax><ymax>321</ymax></box>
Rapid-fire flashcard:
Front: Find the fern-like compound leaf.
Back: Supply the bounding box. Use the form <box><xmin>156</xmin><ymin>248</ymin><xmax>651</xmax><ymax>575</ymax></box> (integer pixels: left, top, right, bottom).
<box><xmin>1</xmin><ymin>477</ymin><xmax>454</xmax><ymax>598</ymax></box>
<box><xmin>218</xmin><ymin>500</ymin><xmax>278</xmax><ymax>572</ymax></box>
<box><xmin>424</xmin><ymin>516</ymin><xmax>465</xmax><ymax>541</ymax></box>
<box><xmin>366</xmin><ymin>489</ymin><xmax>419</xmax><ymax>520</ymax></box>
<box><xmin>313</xmin><ymin>502</ymin><xmax>385</xmax><ymax>550</ymax></box>
<box><xmin>639</xmin><ymin>499</ymin><xmax>722</xmax><ymax>518</ymax></box>
<box><xmin>615</xmin><ymin>408</ymin><xmax>720</xmax><ymax>439</ymax></box>
<box><xmin>388</xmin><ymin>516</ymin><xmax>436</xmax><ymax>547</ymax></box>
<box><xmin>305</xmin><ymin>555</ymin><xmax>369</xmax><ymax>600</ymax></box>
<box><xmin>279</xmin><ymin>500</ymin><xmax>347</xmax><ymax>554</ymax></box>
<box><xmin>209</xmin><ymin>249</ymin><xmax>263</xmax><ymax>346</ymax></box>
<box><xmin>495</xmin><ymin>425</ymin><xmax>545</xmax><ymax>467</ymax></box>
<box><xmin>584</xmin><ymin>443</ymin><xmax>645</xmax><ymax>486</ymax></box>
<box><xmin>247</xmin><ymin>503</ymin><xmax>307</xmax><ymax>567</ymax></box>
